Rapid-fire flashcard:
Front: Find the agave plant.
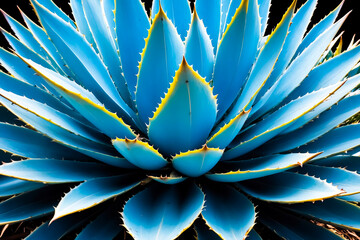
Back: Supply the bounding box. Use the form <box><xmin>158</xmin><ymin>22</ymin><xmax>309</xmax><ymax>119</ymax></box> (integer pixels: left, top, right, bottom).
<box><xmin>1</xmin><ymin>0</ymin><xmax>360</xmax><ymax>239</ymax></box>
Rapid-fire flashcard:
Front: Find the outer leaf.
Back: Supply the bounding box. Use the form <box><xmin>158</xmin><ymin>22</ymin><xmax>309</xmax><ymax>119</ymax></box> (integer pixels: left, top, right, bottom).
<box><xmin>258</xmin><ymin>0</ymin><xmax>271</xmax><ymax>36</ymax></box>
<box><xmin>115</xmin><ymin>0</ymin><xmax>150</xmax><ymax>99</ymax></box>
<box><xmin>148</xmin><ymin>59</ymin><xmax>217</xmax><ymax>155</ymax></box>
<box><xmin>172</xmin><ymin>146</ymin><xmax>224</xmax><ymax>177</ymax></box>
<box><xmin>136</xmin><ymin>6</ymin><xmax>184</xmax><ymax>124</ymax></box>
<box><xmin>237</xmin><ymin>172</ymin><xmax>342</xmax><ymax>203</ymax></box>
<box><xmin>52</xmin><ymin>175</ymin><xmax>142</xmax><ymax>221</ymax></box>
<box><xmin>185</xmin><ymin>9</ymin><xmax>215</xmax><ymax>82</ymax></box>
<box><xmin>0</xmin><ymin>176</ymin><xmax>43</xmax><ymax>197</ymax></box>
<box><xmin>112</xmin><ymin>138</ymin><xmax>168</xmax><ymax>170</ymax></box>
<box><xmin>0</xmin><ymin>159</ymin><xmax>118</xmax><ymax>183</ymax></box>
<box><xmin>206</xmin><ymin>153</ymin><xmax>320</xmax><ymax>182</ymax></box>
<box><xmin>314</xmin><ymin>155</ymin><xmax>360</xmax><ymax>171</ymax></box>
<box><xmin>201</xmin><ymin>184</ymin><xmax>255</xmax><ymax>240</ymax></box>
<box><xmin>151</xmin><ymin>0</ymin><xmax>191</xmax><ymax>41</ymax></box>
<box><xmin>123</xmin><ymin>182</ymin><xmax>204</xmax><ymax>240</ymax></box>
<box><xmin>286</xmin><ymin>198</ymin><xmax>360</xmax><ymax>231</ymax></box>
<box><xmin>212</xmin><ymin>0</ymin><xmax>260</xmax><ymax>117</ymax></box>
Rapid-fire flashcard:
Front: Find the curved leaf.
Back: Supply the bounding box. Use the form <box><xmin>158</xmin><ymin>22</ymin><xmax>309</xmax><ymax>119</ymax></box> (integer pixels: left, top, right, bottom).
<box><xmin>148</xmin><ymin>173</ymin><xmax>188</xmax><ymax>185</ymax></box>
<box><xmin>0</xmin><ymin>176</ymin><xmax>44</xmax><ymax>197</ymax></box>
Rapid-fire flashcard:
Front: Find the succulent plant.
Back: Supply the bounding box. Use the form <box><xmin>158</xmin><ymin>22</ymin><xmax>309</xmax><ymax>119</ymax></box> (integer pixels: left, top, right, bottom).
<box><xmin>1</xmin><ymin>0</ymin><xmax>360</xmax><ymax>239</ymax></box>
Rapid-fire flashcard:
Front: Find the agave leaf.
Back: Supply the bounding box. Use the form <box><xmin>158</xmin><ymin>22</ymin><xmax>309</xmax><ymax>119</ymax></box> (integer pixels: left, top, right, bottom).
<box><xmin>0</xmin><ymin>123</ymin><xmax>85</xmax><ymax>159</ymax></box>
<box><xmin>258</xmin><ymin>0</ymin><xmax>271</xmax><ymax>36</ymax></box>
<box><xmin>148</xmin><ymin>59</ymin><xmax>217</xmax><ymax>155</ymax></box>
<box><xmin>19</xmin><ymin>57</ymin><xmax>139</xmax><ymax>138</ymax></box>
<box><xmin>256</xmin><ymin>0</ymin><xmax>317</xmax><ymax>101</ymax></box>
<box><xmin>219</xmin><ymin>0</ymin><xmax>231</xmax><ymax>36</ymax></box>
<box><xmin>296</xmin><ymin>124</ymin><xmax>360</xmax><ymax>159</ymax></box>
<box><xmin>0</xmin><ymin>185</ymin><xmax>66</xmax><ymax>225</ymax></box>
<box><xmin>112</xmin><ymin>138</ymin><xmax>168</xmax><ymax>170</ymax></box>
<box><xmin>260</xmin><ymin>207</ymin><xmax>344</xmax><ymax>240</ymax></box>
<box><xmin>259</xmin><ymin>93</ymin><xmax>360</xmax><ymax>155</ymax></box>
<box><xmin>237</xmin><ymin>172</ymin><xmax>343</xmax><ymax>203</ymax></box>
<box><xmin>212</xmin><ymin>0</ymin><xmax>261</xmax><ymax>118</ymax></box>
<box><xmin>75</xmin><ymin>206</ymin><xmax>123</xmax><ymax>240</ymax></box>
<box><xmin>223</xmin><ymin>0</ymin><xmax>295</xmax><ymax>122</ymax></box>
<box><xmin>0</xmin><ymin>176</ymin><xmax>44</xmax><ymax>197</ymax></box>
<box><xmin>52</xmin><ymin>175</ymin><xmax>142</xmax><ymax>222</ymax></box>
<box><xmin>206</xmin><ymin>153</ymin><xmax>320</xmax><ymax>183</ymax></box>
<box><xmin>25</xmin><ymin>212</ymin><xmax>91</xmax><ymax>240</ymax></box>
<box><xmin>295</xmin><ymin>164</ymin><xmax>360</xmax><ymax>197</ymax></box>
<box><xmin>136</xmin><ymin>6</ymin><xmax>184</xmax><ymax>124</ymax></box>
<box><xmin>224</xmin><ymin>81</ymin><xmax>344</xmax><ymax>160</ymax></box>
<box><xmin>148</xmin><ymin>173</ymin><xmax>188</xmax><ymax>185</ymax></box>
<box><xmin>123</xmin><ymin>182</ymin><xmax>204</xmax><ymax>240</ymax></box>
<box><xmin>207</xmin><ymin>109</ymin><xmax>250</xmax><ymax>149</ymax></box>
<box><xmin>172</xmin><ymin>146</ymin><xmax>224</xmax><ymax>177</ymax></box>
<box><xmin>314</xmin><ymin>155</ymin><xmax>360</xmax><ymax>171</ymax></box>
<box><xmin>0</xmin><ymin>159</ymin><xmax>119</xmax><ymax>183</ymax></box>
<box><xmin>285</xmin><ymin>198</ymin><xmax>360</xmax><ymax>231</ymax></box>
<box><xmin>115</xmin><ymin>0</ymin><xmax>150</xmax><ymax>100</ymax></box>
<box><xmin>194</xmin><ymin>0</ymin><xmax>221</xmax><ymax>52</ymax></box>
<box><xmin>102</xmin><ymin>0</ymin><xmax>116</xmax><ymax>42</ymax></box>
<box><xmin>31</xmin><ymin>0</ymin><xmax>132</xmax><ymax>114</ymax></box>
<box><xmin>201</xmin><ymin>184</ymin><xmax>256</xmax><ymax>240</ymax></box>
<box><xmin>151</xmin><ymin>0</ymin><xmax>191</xmax><ymax>41</ymax></box>
<box><xmin>185</xmin><ymin>8</ymin><xmax>214</xmax><ymax>82</ymax></box>
<box><xmin>82</xmin><ymin>0</ymin><xmax>132</xmax><ymax>106</ymax></box>
<box><xmin>251</xmin><ymin>13</ymin><xmax>347</xmax><ymax>120</ymax></box>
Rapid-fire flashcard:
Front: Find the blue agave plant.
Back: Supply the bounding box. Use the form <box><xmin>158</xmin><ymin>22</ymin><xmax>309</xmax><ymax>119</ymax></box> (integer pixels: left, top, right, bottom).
<box><xmin>1</xmin><ymin>0</ymin><xmax>360</xmax><ymax>239</ymax></box>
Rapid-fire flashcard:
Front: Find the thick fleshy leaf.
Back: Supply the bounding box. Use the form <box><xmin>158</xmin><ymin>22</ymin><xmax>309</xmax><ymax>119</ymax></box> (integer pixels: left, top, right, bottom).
<box><xmin>123</xmin><ymin>182</ymin><xmax>204</xmax><ymax>240</ymax></box>
<box><xmin>31</xmin><ymin>0</ymin><xmax>133</xmax><ymax>115</ymax></box>
<box><xmin>207</xmin><ymin>109</ymin><xmax>250</xmax><ymax>149</ymax></box>
<box><xmin>0</xmin><ymin>186</ymin><xmax>66</xmax><ymax>225</ymax></box>
<box><xmin>0</xmin><ymin>123</ymin><xmax>85</xmax><ymax>159</ymax></box>
<box><xmin>295</xmin><ymin>164</ymin><xmax>360</xmax><ymax>197</ymax></box>
<box><xmin>224</xmin><ymin>81</ymin><xmax>344</xmax><ymax>160</ymax></box>
<box><xmin>185</xmin><ymin>9</ymin><xmax>214</xmax><ymax>82</ymax></box>
<box><xmin>286</xmin><ymin>198</ymin><xmax>360</xmax><ymax>231</ymax></box>
<box><xmin>195</xmin><ymin>0</ymin><xmax>221</xmax><ymax>51</ymax></box>
<box><xmin>314</xmin><ymin>155</ymin><xmax>360</xmax><ymax>171</ymax></box>
<box><xmin>201</xmin><ymin>184</ymin><xmax>255</xmax><ymax>240</ymax></box>
<box><xmin>52</xmin><ymin>175</ymin><xmax>142</xmax><ymax>221</ymax></box>
<box><xmin>212</xmin><ymin>0</ymin><xmax>260</xmax><ymax>117</ymax></box>
<box><xmin>172</xmin><ymin>146</ymin><xmax>224</xmax><ymax>177</ymax></box>
<box><xmin>103</xmin><ymin>0</ymin><xmax>116</xmax><ymax>41</ymax></box>
<box><xmin>148</xmin><ymin>59</ymin><xmax>217</xmax><ymax>155</ymax></box>
<box><xmin>223</xmin><ymin>0</ymin><xmax>295</xmax><ymax>122</ymax></box>
<box><xmin>259</xmin><ymin>93</ymin><xmax>360</xmax><ymax>155</ymax></box>
<box><xmin>115</xmin><ymin>0</ymin><xmax>150</xmax><ymax>99</ymax></box>
<box><xmin>112</xmin><ymin>138</ymin><xmax>168</xmax><ymax>170</ymax></box>
<box><xmin>237</xmin><ymin>172</ymin><xmax>342</xmax><ymax>203</ymax></box>
<box><xmin>260</xmin><ymin>207</ymin><xmax>344</xmax><ymax>240</ymax></box>
<box><xmin>136</xmin><ymin>6</ymin><xmax>184</xmax><ymax>124</ymax></box>
<box><xmin>296</xmin><ymin>124</ymin><xmax>360</xmax><ymax>159</ymax></box>
<box><xmin>151</xmin><ymin>0</ymin><xmax>191</xmax><ymax>41</ymax></box>
<box><xmin>20</xmin><ymin>57</ymin><xmax>139</xmax><ymax>138</ymax></box>
<box><xmin>0</xmin><ymin>176</ymin><xmax>44</xmax><ymax>197</ymax></box>
<box><xmin>0</xmin><ymin>159</ymin><xmax>118</xmax><ymax>183</ymax></box>
<box><xmin>250</xmin><ymin>14</ymin><xmax>347</xmax><ymax>120</ymax></box>
<box><xmin>206</xmin><ymin>153</ymin><xmax>320</xmax><ymax>182</ymax></box>
<box><xmin>148</xmin><ymin>172</ymin><xmax>188</xmax><ymax>185</ymax></box>
<box><xmin>219</xmin><ymin>0</ymin><xmax>231</xmax><ymax>35</ymax></box>
<box><xmin>82</xmin><ymin>0</ymin><xmax>132</xmax><ymax>106</ymax></box>
<box><xmin>258</xmin><ymin>0</ymin><xmax>271</xmax><ymax>36</ymax></box>
<box><xmin>75</xmin><ymin>207</ymin><xmax>123</xmax><ymax>240</ymax></box>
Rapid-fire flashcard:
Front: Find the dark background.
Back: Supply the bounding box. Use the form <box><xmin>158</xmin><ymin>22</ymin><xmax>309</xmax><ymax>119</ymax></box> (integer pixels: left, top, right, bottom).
<box><xmin>0</xmin><ymin>0</ymin><xmax>359</xmax><ymax>49</ymax></box>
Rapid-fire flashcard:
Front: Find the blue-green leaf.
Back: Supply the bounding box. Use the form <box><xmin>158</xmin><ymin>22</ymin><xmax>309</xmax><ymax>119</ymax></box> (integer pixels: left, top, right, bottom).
<box><xmin>286</xmin><ymin>198</ymin><xmax>360</xmax><ymax>231</ymax></box>
<box><xmin>136</xmin><ymin>6</ymin><xmax>184</xmax><ymax>124</ymax></box>
<box><xmin>148</xmin><ymin>173</ymin><xmax>188</xmax><ymax>185</ymax></box>
<box><xmin>237</xmin><ymin>172</ymin><xmax>342</xmax><ymax>203</ymax></box>
<box><xmin>0</xmin><ymin>176</ymin><xmax>44</xmax><ymax>197</ymax></box>
<box><xmin>201</xmin><ymin>184</ymin><xmax>255</xmax><ymax>240</ymax></box>
<box><xmin>0</xmin><ymin>159</ymin><xmax>117</xmax><ymax>183</ymax></box>
<box><xmin>185</xmin><ymin>9</ymin><xmax>214</xmax><ymax>82</ymax></box>
<box><xmin>212</xmin><ymin>0</ymin><xmax>261</xmax><ymax>117</ymax></box>
<box><xmin>112</xmin><ymin>138</ymin><xmax>168</xmax><ymax>170</ymax></box>
<box><xmin>52</xmin><ymin>175</ymin><xmax>142</xmax><ymax>221</ymax></box>
<box><xmin>258</xmin><ymin>0</ymin><xmax>271</xmax><ymax>36</ymax></box>
<box><xmin>206</xmin><ymin>153</ymin><xmax>320</xmax><ymax>182</ymax></box>
<box><xmin>115</xmin><ymin>0</ymin><xmax>150</xmax><ymax>99</ymax></box>
<box><xmin>314</xmin><ymin>155</ymin><xmax>360</xmax><ymax>171</ymax></box>
<box><xmin>123</xmin><ymin>182</ymin><xmax>204</xmax><ymax>240</ymax></box>
<box><xmin>148</xmin><ymin>59</ymin><xmax>217</xmax><ymax>155</ymax></box>
<box><xmin>172</xmin><ymin>146</ymin><xmax>224</xmax><ymax>177</ymax></box>
<box><xmin>151</xmin><ymin>0</ymin><xmax>191</xmax><ymax>41</ymax></box>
